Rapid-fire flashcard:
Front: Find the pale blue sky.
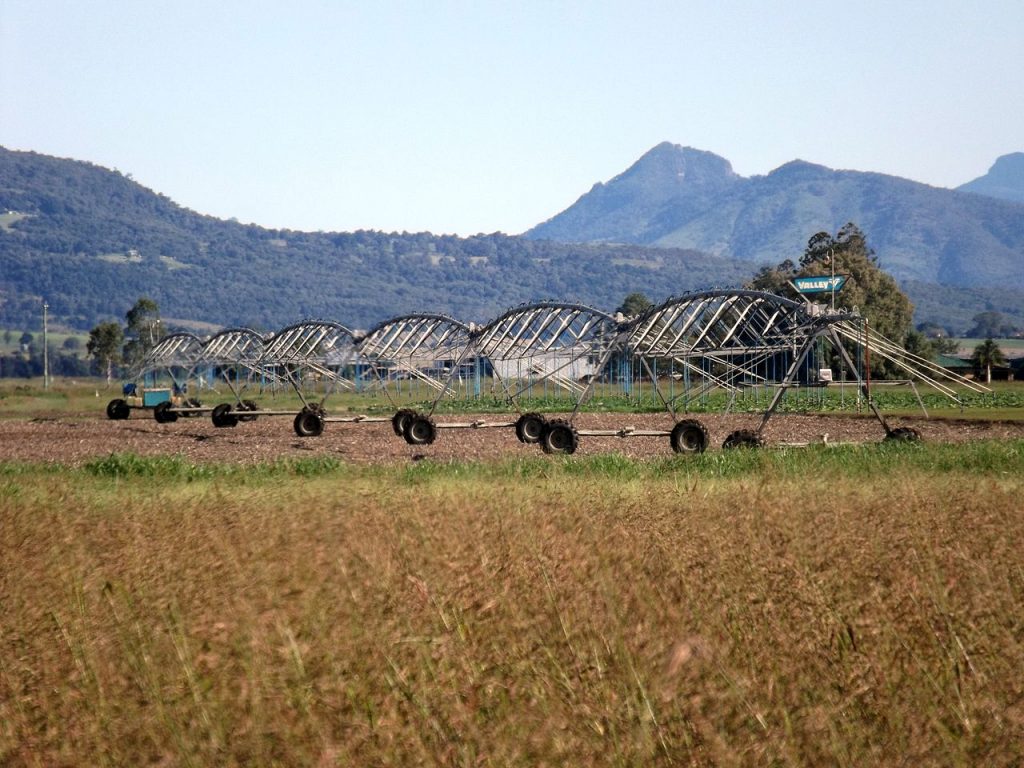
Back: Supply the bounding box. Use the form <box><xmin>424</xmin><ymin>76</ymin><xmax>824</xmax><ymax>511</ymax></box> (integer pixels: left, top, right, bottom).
<box><xmin>2</xmin><ymin>1</ymin><xmax>1022</xmax><ymax>236</ymax></box>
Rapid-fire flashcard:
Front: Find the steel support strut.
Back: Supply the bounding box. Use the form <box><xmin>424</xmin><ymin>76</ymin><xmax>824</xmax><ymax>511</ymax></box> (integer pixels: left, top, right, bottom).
<box><xmin>756</xmin><ymin>331</ymin><xmax>821</xmax><ymax>434</ymax></box>
<box><xmin>827</xmin><ymin>326</ymin><xmax>893</xmax><ymax>435</ymax></box>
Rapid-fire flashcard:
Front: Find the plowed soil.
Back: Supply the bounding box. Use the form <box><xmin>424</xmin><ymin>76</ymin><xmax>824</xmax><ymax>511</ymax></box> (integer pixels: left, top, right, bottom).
<box><xmin>3</xmin><ymin>409</ymin><xmax>1024</xmax><ymax>465</ymax></box>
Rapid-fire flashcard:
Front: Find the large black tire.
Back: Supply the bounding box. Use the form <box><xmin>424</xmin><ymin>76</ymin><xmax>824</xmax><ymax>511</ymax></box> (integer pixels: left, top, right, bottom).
<box><xmin>670</xmin><ymin>418</ymin><xmax>709</xmax><ymax>454</ymax></box>
<box><xmin>722</xmin><ymin>429</ymin><xmax>763</xmax><ymax>450</ymax></box>
<box><xmin>293</xmin><ymin>408</ymin><xmax>324</xmax><ymax>437</ymax></box>
<box><xmin>542</xmin><ymin>419</ymin><xmax>579</xmax><ymax>455</ymax></box>
<box><xmin>153</xmin><ymin>401</ymin><xmax>179</xmax><ymax>423</ymax></box>
<box><xmin>404</xmin><ymin>414</ymin><xmax>437</xmax><ymax>445</ymax></box>
<box><xmin>392</xmin><ymin>409</ymin><xmax>416</xmax><ymax>437</ymax></box>
<box><xmin>211</xmin><ymin>403</ymin><xmax>239</xmax><ymax>428</ymax></box>
<box><xmin>515</xmin><ymin>412</ymin><xmax>547</xmax><ymax>444</ymax></box>
<box><xmin>885</xmin><ymin>426</ymin><xmax>922</xmax><ymax>443</ymax></box>
<box><xmin>106</xmin><ymin>398</ymin><xmax>130</xmax><ymax>420</ymax></box>
<box><xmin>238</xmin><ymin>399</ymin><xmax>259</xmax><ymax>422</ymax></box>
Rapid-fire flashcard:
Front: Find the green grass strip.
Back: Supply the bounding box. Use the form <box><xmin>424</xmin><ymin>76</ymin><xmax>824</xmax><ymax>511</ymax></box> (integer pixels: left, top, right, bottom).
<box><xmin>2</xmin><ymin>439</ymin><xmax>1020</xmax><ymax>487</ymax></box>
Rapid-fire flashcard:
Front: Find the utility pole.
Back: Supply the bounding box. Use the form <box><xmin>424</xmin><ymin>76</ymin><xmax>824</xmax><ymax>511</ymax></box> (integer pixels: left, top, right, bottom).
<box><xmin>43</xmin><ymin>300</ymin><xmax>50</xmax><ymax>389</ymax></box>
<box><xmin>829</xmin><ymin>247</ymin><xmax>836</xmax><ymax>311</ymax></box>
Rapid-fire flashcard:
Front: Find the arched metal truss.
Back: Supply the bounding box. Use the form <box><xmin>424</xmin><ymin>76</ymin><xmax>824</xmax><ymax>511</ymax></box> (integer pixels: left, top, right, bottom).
<box><xmin>473</xmin><ymin>302</ymin><xmax>619</xmax><ymax>402</ymax></box>
<box><xmin>242</xmin><ymin>320</ymin><xmax>367</xmax><ymax>431</ymax></box>
<box><xmin>123</xmin><ymin>289</ymin><xmax>988</xmax><ymax>451</ymax></box>
<box><xmin>199</xmin><ymin>327</ymin><xmax>266</xmax><ymax>370</ymax></box>
<box><xmin>386</xmin><ymin>302</ymin><xmax>623</xmax><ymax>446</ymax></box>
<box><xmin>628</xmin><ymin>290</ymin><xmax>811</xmax><ymax>373</ymax></box>
<box><xmin>193</xmin><ymin>327</ymin><xmax>268</xmax><ymax>411</ymax></box>
<box><xmin>357</xmin><ymin>313</ymin><xmax>473</xmax><ymax>397</ymax></box>
<box><xmin>260</xmin><ymin>320</ymin><xmax>358</xmax><ymax>382</ymax></box>
<box><xmin>130</xmin><ymin>332</ymin><xmax>204</xmax><ymax>381</ymax></box>
<box><xmin>128</xmin><ymin>332</ymin><xmax>205</xmax><ymax>400</ymax></box>
<box><xmin>623</xmin><ymin>290</ymin><xmax>845</xmax><ymax>418</ymax></box>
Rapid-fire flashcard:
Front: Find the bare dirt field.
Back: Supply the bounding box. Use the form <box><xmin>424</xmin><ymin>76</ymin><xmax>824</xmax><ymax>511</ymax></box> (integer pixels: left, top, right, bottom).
<box><xmin>3</xmin><ymin>409</ymin><xmax>1024</xmax><ymax>465</ymax></box>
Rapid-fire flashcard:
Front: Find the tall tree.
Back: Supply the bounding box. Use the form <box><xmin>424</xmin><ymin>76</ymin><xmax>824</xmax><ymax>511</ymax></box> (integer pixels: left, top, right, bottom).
<box><xmin>746</xmin><ymin>260</ymin><xmax>796</xmax><ymax>296</ymax></box>
<box><xmin>933</xmin><ymin>336</ymin><xmax>960</xmax><ymax>356</ymax></box>
<box><xmin>916</xmin><ymin>321</ymin><xmax>951</xmax><ymax>339</ymax></box>
<box><xmin>747</xmin><ymin>223</ymin><xmax>915</xmax><ymax>376</ymax></box>
<box><xmin>616</xmin><ymin>292</ymin><xmax>654</xmax><ymax>318</ymax></box>
<box><xmin>87</xmin><ymin>321</ymin><xmax>124</xmax><ymax>384</ymax></box>
<box><xmin>971</xmin><ymin>338</ymin><xmax>1007</xmax><ymax>383</ymax></box>
<box><xmin>902</xmin><ymin>329</ymin><xmax>937</xmax><ymax>361</ymax></box>
<box><xmin>123</xmin><ymin>297</ymin><xmax>163</xmax><ymax>367</ymax></box>
<box><xmin>967</xmin><ymin>311</ymin><xmax>1017</xmax><ymax>338</ymax></box>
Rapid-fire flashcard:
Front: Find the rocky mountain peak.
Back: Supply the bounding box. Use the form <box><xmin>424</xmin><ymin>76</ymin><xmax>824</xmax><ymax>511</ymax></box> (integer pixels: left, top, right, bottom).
<box><xmin>957</xmin><ymin>152</ymin><xmax>1024</xmax><ymax>204</ymax></box>
<box><xmin>613</xmin><ymin>142</ymin><xmax>738</xmax><ymax>189</ymax></box>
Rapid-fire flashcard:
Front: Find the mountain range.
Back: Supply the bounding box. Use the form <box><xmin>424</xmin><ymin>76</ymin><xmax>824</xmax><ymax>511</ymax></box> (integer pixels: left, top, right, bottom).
<box><xmin>0</xmin><ymin>146</ymin><xmax>751</xmax><ymax>333</ymax></box>
<box><xmin>1</xmin><ymin>143</ymin><xmax>1023</xmax><ymax>336</ymax></box>
<box><xmin>957</xmin><ymin>153</ymin><xmax>1024</xmax><ymax>204</ymax></box>
<box><xmin>526</xmin><ymin>143</ymin><xmax>1024</xmax><ymax>294</ymax></box>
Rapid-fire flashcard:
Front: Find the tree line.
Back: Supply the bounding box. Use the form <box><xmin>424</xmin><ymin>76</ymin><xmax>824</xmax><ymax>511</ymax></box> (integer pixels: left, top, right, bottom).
<box><xmin>4</xmin><ymin>224</ymin><xmax>1015</xmax><ymax>382</ymax></box>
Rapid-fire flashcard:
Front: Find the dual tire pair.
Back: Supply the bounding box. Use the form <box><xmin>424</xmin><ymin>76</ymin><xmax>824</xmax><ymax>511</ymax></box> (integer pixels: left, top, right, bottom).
<box><xmin>210</xmin><ymin>401</ymin><xmax>260</xmax><ymax>429</ymax></box>
<box><xmin>660</xmin><ymin>424</ymin><xmax>762</xmax><ymax>450</ymax></box>
<box><xmin>514</xmin><ymin>413</ymin><xmax>578</xmax><ymax>454</ymax></box>
<box><xmin>392</xmin><ymin>409</ymin><xmax>437</xmax><ymax>445</ymax></box>
<box><xmin>211</xmin><ymin>403</ymin><xmax>239</xmax><ymax>428</ymax></box>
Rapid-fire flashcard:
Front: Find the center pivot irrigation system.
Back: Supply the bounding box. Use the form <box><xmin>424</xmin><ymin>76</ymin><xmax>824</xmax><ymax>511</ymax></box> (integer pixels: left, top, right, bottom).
<box><xmin>109</xmin><ymin>289</ymin><xmax>989</xmax><ymax>454</ymax></box>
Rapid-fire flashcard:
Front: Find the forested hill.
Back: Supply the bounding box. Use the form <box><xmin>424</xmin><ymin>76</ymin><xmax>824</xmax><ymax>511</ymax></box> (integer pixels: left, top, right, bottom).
<box><xmin>3</xmin><ymin>145</ymin><xmax>1022</xmax><ymax>335</ymax></box>
<box><xmin>526</xmin><ymin>143</ymin><xmax>1024</xmax><ymax>292</ymax></box>
<box><xmin>0</xmin><ymin>146</ymin><xmax>751</xmax><ymax>332</ymax></box>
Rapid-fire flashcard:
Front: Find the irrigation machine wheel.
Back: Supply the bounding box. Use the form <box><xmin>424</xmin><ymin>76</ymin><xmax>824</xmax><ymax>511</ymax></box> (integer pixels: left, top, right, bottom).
<box><xmin>515</xmin><ymin>412</ymin><xmax>547</xmax><ymax>444</ymax></box>
<box><xmin>153</xmin><ymin>401</ymin><xmax>179</xmax><ymax>424</ymax></box>
<box><xmin>391</xmin><ymin>408</ymin><xmax>416</xmax><ymax>437</ymax></box>
<box><xmin>293</xmin><ymin>407</ymin><xmax>324</xmax><ymax>437</ymax></box>
<box><xmin>722</xmin><ymin>429</ymin><xmax>764</xmax><ymax>450</ymax></box>
<box><xmin>211</xmin><ymin>403</ymin><xmax>239</xmax><ymax>428</ymax></box>
<box><xmin>670</xmin><ymin>418</ymin><xmax>709</xmax><ymax>454</ymax></box>
<box><xmin>238</xmin><ymin>399</ymin><xmax>259</xmax><ymax>422</ymax></box>
<box><xmin>542</xmin><ymin>419</ymin><xmax>579</xmax><ymax>455</ymax></box>
<box><xmin>885</xmin><ymin>426</ymin><xmax>922</xmax><ymax>443</ymax></box>
<box><xmin>106</xmin><ymin>398</ymin><xmax>130</xmax><ymax>420</ymax></box>
<box><xmin>404</xmin><ymin>414</ymin><xmax>437</xmax><ymax>446</ymax></box>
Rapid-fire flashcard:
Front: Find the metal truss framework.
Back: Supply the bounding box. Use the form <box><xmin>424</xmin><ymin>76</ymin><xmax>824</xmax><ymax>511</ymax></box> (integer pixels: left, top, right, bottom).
<box><xmin>472</xmin><ymin>302</ymin><xmax>618</xmax><ymax>403</ymax></box>
<box><xmin>357</xmin><ymin>313</ymin><xmax>473</xmax><ymax>397</ymax></box>
<box><xmin>198</xmin><ymin>328</ymin><xmax>266</xmax><ymax>373</ymax></box>
<box><xmin>192</xmin><ymin>327</ymin><xmax>268</xmax><ymax>409</ymax></box>
<box><xmin>127</xmin><ymin>290</ymin><xmax>987</xmax><ymax>450</ymax></box>
<box><xmin>131</xmin><ymin>332</ymin><xmax>203</xmax><ymax>375</ymax></box>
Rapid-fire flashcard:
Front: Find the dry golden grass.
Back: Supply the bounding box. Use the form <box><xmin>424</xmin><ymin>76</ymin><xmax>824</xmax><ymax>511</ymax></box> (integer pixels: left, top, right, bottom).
<box><xmin>2</xmin><ymin>444</ymin><xmax>1023</xmax><ymax>766</ymax></box>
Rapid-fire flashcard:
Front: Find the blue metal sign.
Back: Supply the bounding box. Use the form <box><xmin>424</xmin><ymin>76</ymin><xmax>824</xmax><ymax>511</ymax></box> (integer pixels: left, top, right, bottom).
<box><xmin>791</xmin><ymin>275</ymin><xmax>847</xmax><ymax>294</ymax></box>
